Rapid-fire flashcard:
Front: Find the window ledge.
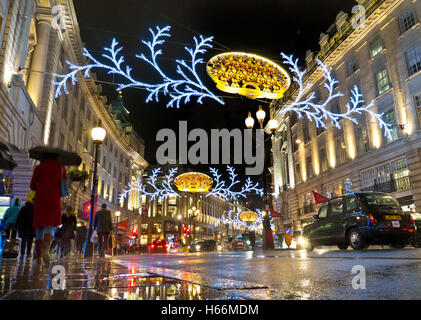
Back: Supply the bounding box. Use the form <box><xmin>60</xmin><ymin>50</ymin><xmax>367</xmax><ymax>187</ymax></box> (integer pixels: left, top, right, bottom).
<box><xmin>405</xmin><ymin>69</ymin><xmax>421</xmax><ymax>82</ymax></box>
<box><xmin>375</xmin><ymin>87</ymin><xmax>393</xmax><ymax>100</ymax></box>
<box><xmin>369</xmin><ymin>48</ymin><xmax>387</xmax><ymax>64</ymax></box>
<box><xmin>397</xmin><ymin>22</ymin><xmax>420</xmax><ymax>41</ymax></box>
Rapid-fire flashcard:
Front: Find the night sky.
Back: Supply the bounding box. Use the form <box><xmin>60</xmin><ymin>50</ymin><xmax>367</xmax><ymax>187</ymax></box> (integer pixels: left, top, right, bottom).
<box><xmin>73</xmin><ymin>0</ymin><xmax>356</xmax><ymax>172</ymax></box>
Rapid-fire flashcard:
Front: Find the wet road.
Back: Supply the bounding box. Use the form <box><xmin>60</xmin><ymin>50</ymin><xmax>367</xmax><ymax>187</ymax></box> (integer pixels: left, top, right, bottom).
<box><xmin>113</xmin><ymin>247</ymin><xmax>421</xmax><ymax>300</ymax></box>
<box><xmin>0</xmin><ymin>247</ymin><xmax>420</xmax><ymax>299</ymax></box>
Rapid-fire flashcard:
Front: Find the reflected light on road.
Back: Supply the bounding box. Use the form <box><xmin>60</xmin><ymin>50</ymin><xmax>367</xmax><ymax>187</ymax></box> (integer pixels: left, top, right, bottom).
<box><xmin>299</xmin><ymin>251</ymin><xmax>308</xmax><ymax>259</ymax></box>
<box><xmin>301</xmin><ymin>279</ymin><xmax>310</xmax><ymax>287</ymax></box>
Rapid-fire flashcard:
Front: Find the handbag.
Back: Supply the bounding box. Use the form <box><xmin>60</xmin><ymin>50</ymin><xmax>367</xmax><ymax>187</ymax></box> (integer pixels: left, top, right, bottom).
<box><xmin>61</xmin><ymin>167</ymin><xmax>69</xmax><ymax>197</ymax></box>
<box><xmin>90</xmin><ymin>230</ymin><xmax>98</xmax><ymax>244</ymax></box>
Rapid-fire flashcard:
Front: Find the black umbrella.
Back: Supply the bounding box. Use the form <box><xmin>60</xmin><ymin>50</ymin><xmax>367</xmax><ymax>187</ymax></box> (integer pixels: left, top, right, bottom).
<box><xmin>0</xmin><ymin>150</ymin><xmax>18</xmax><ymax>170</ymax></box>
<box><xmin>29</xmin><ymin>146</ymin><xmax>82</xmax><ymax>166</ymax></box>
<box><xmin>0</xmin><ymin>140</ymin><xmax>20</xmax><ymax>152</ymax></box>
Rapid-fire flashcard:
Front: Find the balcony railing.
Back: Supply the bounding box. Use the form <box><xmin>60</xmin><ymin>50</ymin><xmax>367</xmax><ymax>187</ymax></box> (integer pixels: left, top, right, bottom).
<box><xmin>361</xmin><ymin>176</ymin><xmax>411</xmax><ymax>193</ymax></box>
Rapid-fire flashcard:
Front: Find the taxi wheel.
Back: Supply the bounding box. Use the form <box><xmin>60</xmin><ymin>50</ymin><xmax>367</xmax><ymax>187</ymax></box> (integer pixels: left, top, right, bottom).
<box><xmin>348</xmin><ymin>228</ymin><xmax>367</xmax><ymax>250</ymax></box>
<box><xmin>337</xmin><ymin>243</ymin><xmax>348</xmax><ymax>250</ymax></box>
<box><xmin>389</xmin><ymin>242</ymin><xmax>406</xmax><ymax>249</ymax></box>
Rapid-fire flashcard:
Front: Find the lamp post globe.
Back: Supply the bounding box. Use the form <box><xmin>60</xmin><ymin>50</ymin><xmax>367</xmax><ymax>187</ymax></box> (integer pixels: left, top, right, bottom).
<box><xmin>245</xmin><ymin>112</ymin><xmax>255</xmax><ymax>129</ymax></box>
<box><xmin>84</xmin><ymin>120</ymin><xmax>106</xmax><ymax>258</ymax></box>
<box><xmin>256</xmin><ymin>106</ymin><xmax>266</xmax><ymax>128</ymax></box>
<box><xmin>268</xmin><ymin>117</ymin><xmax>279</xmax><ymax>133</ymax></box>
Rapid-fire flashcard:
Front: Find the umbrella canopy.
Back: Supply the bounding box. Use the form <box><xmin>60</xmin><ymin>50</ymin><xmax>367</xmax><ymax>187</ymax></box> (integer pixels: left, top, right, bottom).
<box><xmin>0</xmin><ymin>150</ymin><xmax>18</xmax><ymax>170</ymax></box>
<box><xmin>29</xmin><ymin>146</ymin><xmax>82</xmax><ymax>166</ymax></box>
<box><xmin>0</xmin><ymin>140</ymin><xmax>20</xmax><ymax>153</ymax></box>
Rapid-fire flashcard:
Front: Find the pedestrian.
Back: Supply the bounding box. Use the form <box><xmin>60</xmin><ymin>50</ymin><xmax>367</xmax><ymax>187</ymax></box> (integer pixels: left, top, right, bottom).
<box><xmin>75</xmin><ymin>223</ymin><xmax>87</xmax><ymax>255</ymax></box>
<box><xmin>93</xmin><ymin>204</ymin><xmax>113</xmax><ymax>258</ymax></box>
<box><xmin>30</xmin><ymin>154</ymin><xmax>67</xmax><ymax>268</ymax></box>
<box><xmin>2</xmin><ymin>198</ymin><xmax>21</xmax><ymax>240</ymax></box>
<box><xmin>59</xmin><ymin>206</ymin><xmax>77</xmax><ymax>258</ymax></box>
<box><xmin>15</xmin><ymin>201</ymin><xmax>35</xmax><ymax>259</ymax></box>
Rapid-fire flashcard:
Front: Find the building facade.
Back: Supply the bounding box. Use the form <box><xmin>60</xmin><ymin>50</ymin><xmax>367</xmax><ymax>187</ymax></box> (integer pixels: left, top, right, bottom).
<box><xmin>270</xmin><ymin>0</ymin><xmax>421</xmax><ymax>231</ymax></box>
<box><xmin>139</xmin><ymin>167</ymin><xmax>248</xmax><ymax>245</ymax></box>
<box><xmin>0</xmin><ymin>0</ymin><xmax>148</xmax><ymax>231</ymax></box>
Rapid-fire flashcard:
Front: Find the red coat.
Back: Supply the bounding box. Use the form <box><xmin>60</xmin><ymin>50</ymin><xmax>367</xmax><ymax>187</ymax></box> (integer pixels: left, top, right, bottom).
<box><xmin>30</xmin><ymin>159</ymin><xmax>67</xmax><ymax>228</ymax></box>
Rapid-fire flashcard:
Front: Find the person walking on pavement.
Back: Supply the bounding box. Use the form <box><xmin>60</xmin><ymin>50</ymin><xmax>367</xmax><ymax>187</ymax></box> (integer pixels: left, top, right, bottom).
<box><xmin>2</xmin><ymin>198</ymin><xmax>21</xmax><ymax>240</ymax></box>
<box><xmin>16</xmin><ymin>201</ymin><xmax>35</xmax><ymax>259</ymax></box>
<box><xmin>94</xmin><ymin>204</ymin><xmax>113</xmax><ymax>258</ymax></box>
<box><xmin>59</xmin><ymin>207</ymin><xmax>77</xmax><ymax>258</ymax></box>
<box><xmin>75</xmin><ymin>223</ymin><xmax>87</xmax><ymax>256</ymax></box>
<box><xmin>30</xmin><ymin>154</ymin><xmax>67</xmax><ymax>269</ymax></box>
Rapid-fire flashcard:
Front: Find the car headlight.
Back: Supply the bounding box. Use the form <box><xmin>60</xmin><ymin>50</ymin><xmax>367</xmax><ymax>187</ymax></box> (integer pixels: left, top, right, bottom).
<box><xmin>246</xmin><ymin>240</ymin><xmax>251</xmax><ymax>245</ymax></box>
<box><xmin>195</xmin><ymin>245</ymin><xmax>200</xmax><ymax>250</ymax></box>
<box><xmin>298</xmin><ymin>236</ymin><xmax>307</xmax><ymax>247</ymax></box>
<box><xmin>216</xmin><ymin>245</ymin><xmax>222</xmax><ymax>251</ymax></box>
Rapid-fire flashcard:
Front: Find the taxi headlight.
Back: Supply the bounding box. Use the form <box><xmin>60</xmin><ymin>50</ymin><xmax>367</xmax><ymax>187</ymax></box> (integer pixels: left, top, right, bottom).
<box><xmin>196</xmin><ymin>245</ymin><xmax>200</xmax><ymax>250</ymax></box>
<box><xmin>298</xmin><ymin>236</ymin><xmax>307</xmax><ymax>247</ymax></box>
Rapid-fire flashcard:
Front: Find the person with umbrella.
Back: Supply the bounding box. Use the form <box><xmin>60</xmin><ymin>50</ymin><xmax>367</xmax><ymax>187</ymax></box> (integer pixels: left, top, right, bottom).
<box><xmin>29</xmin><ymin>147</ymin><xmax>81</xmax><ymax>269</ymax></box>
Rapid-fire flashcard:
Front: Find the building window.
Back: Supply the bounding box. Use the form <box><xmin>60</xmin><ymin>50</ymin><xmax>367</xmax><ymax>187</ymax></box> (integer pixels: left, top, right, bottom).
<box><xmin>414</xmin><ymin>94</ymin><xmax>421</xmax><ymax>128</ymax></box>
<box><xmin>347</xmin><ymin>57</ymin><xmax>359</xmax><ymax>76</ymax></box>
<box><xmin>306</xmin><ymin>156</ymin><xmax>313</xmax><ymax>179</ymax></box>
<box><xmin>49</xmin><ymin>122</ymin><xmax>56</xmax><ymax>146</ymax></box>
<box><xmin>303</xmin><ymin>122</ymin><xmax>310</xmax><ymax>144</ymax></box>
<box><xmin>331</xmin><ymin>104</ymin><xmax>340</xmax><ymax>114</ymax></box>
<box><xmin>316</xmin><ymin>125</ymin><xmax>325</xmax><ymax>136</ymax></box>
<box><xmin>335</xmin><ymin>136</ymin><xmax>346</xmax><ymax>165</ymax></box>
<box><xmin>399</xmin><ymin>9</ymin><xmax>417</xmax><ymax>34</ymax></box>
<box><xmin>405</xmin><ymin>44</ymin><xmax>421</xmax><ymax>76</ymax></box>
<box><xmin>376</xmin><ymin>68</ymin><xmax>390</xmax><ymax>95</ymax></box>
<box><xmin>383</xmin><ymin>109</ymin><xmax>398</xmax><ymax>143</ymax></box>
<box><xmin>292</xmin><ymin>132</ymin><xmax>298</xmax><ymax>153</ymax></box>
<box><xmin>69</xmin><ymin>113</ymin><xmax>76</xmax><ymax>132</ymax></box>
<box><xmin>370</xmin><ymin>36</ymin><xmax>383</xmax><ymax>58</ymax></box>
<box><xmin>319</xmin><ymin>148</ymin><xmax>328</xmax><ymax>173</ymax></box>
<box><xmin>62</xmin><ymin>95</ymin><xmax>69</xmax><ymax>122</ymax></box>
<box><xmin>295</xmin><ymin>163</ymin><xmax>301</xmax><ymax>184</ymax></box>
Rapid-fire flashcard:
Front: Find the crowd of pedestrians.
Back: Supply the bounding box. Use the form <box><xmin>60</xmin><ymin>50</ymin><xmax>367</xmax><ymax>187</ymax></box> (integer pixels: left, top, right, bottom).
<box><xmin>0</xmin><ymin>154</ymin><xmax>134</xmax><ymax>271</ymax></box>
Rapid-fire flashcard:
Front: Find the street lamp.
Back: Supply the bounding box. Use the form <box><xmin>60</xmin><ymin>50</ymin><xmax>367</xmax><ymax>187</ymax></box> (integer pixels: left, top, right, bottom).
<box><xmin>188</xmin><ymin>206</ymin><xmax>200</xmax><ymax>241</ymax></box>
<box><xmin>245</xmin><ymin>107</ymin><xmax>278</xmax><ymax>250</ymax></box>
<box><xmin>84</xmin><ymin>119</ymin><xmax>106</xmax><ymax>258</ymax></box>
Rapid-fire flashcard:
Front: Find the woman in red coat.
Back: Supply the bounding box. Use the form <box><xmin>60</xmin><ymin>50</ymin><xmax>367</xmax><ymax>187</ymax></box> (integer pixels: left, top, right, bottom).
<box><xmin>30</xmin><ymin>155</ymin><xmax>67</xmax><ymax>267</ymax></box>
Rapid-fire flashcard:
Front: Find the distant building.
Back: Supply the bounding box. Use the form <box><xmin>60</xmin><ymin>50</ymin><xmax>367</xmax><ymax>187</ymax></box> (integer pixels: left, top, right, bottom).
<box><xmin>0</xmin><ymin>0</ymin><xmax>148</xmax><ymax>232</ymax></box>
<box><xmin>139</xmin><ymin>166</ymin><xmax>248</xmax><ymax>245</ymax></box>
<box><xmin>270</xmin><ymin>0</ymin><xmax>421</xmax><ymax>231</ymax></box>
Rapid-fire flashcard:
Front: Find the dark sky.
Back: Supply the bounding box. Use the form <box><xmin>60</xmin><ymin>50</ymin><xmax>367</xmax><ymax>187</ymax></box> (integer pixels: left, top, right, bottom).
<box><xmin>73</xmin><ymin>0</ymin><xmax>357</xmax><ymax>171</ymax></box>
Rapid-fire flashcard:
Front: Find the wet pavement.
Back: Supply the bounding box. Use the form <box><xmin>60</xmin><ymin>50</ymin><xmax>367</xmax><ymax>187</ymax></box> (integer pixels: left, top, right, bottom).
<box><xmin>1</xmin><ymin>247</ymin><xmax>421</xmax><ymax>300</ymax></box>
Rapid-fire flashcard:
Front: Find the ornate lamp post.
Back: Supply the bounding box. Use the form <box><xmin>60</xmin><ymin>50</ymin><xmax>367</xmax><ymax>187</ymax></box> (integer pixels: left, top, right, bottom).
<box><xmin>84</xmin><ymin>120</ymin><xmax>106</xmax><ymax>258</ymax></box>
<box><xmin>245</xmin><ymin>107</ymin><xmax>278</xmax><ymax>250</ymax></box>
<box><xmin>114</xmin><ymin>210</ymin><xmax>121</xmax><ymax>255</ymax></box>
<box><xmin>188</xmin><ymin>206</ymin><xmax>200</xmax><ymax>241</ymax></box>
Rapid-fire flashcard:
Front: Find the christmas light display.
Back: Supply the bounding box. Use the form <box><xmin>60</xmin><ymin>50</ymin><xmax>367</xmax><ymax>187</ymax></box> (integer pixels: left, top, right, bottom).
<box><xmin>219</xmin><ymin>209</ymin><xmax>274</xmax><ymax>232</ymax></box>
<box><xmin>206</xmin><ymin>166</ymin><xmax>264</xmax><ymax>201</ymax></box>
<box><xmin>119</xmin><ymin>167</ymin><xmax>180</xmax><ymax>206</ymax></box>
<box><xmin>53</xmin><ymin>25</ymin><xmax>224</xmax><ymax>108</ymax></box>
<box><xmin>174</xmin><ymin>172</ymin><xmax>213</xmax><ymax>192</ymax></box>
<box><xmin>278</xmin><ymin>53</ymin><xmax>393</xmax><ymax>139</ymax></box>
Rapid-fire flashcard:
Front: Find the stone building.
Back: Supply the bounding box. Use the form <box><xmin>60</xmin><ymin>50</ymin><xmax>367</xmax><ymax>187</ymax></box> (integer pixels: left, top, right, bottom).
<box><xmin>270</xmin><ymin>0</ymin><xmax>421</xmax><ymax>231</ymax></box>
<box><xmin>0</xmin><ymin>0</ymin><xmax>148</xmax><ymax>230</ymax></box>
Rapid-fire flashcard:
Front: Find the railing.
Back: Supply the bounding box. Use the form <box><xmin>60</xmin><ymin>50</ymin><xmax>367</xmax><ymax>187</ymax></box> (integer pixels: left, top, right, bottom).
<box><xmin>361</xmin><ymin>176</ymin><xmax>411</xmax><ymax>193</ymax></box>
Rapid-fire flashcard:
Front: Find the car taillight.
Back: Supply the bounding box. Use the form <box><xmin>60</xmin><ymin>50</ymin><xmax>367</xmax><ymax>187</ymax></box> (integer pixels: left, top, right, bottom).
<box><xmin>409</xmin><ymin>214</ymin><xmax>415</xmax><ymax>227</ymax></box>
<box><xmin>151</xmin><ymin>244</ymin><xmax>155</xmax><ymax>249</ymax></box>
<box><xmin>368</xmin><ymin>214</ymin><xmax>376</xmax><ymax>225</ymax></box>
<box><xmin>165</xmin><ymin>244</ymin><xmax>169</xmax><ymax>248</ymax></box>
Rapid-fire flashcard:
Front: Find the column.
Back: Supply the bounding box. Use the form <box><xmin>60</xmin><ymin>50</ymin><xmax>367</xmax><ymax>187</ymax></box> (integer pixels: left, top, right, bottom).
<box><xmin>27</xmin><ymin>13</ymin><xmax>52</xmax><ymax>109</ymax></box>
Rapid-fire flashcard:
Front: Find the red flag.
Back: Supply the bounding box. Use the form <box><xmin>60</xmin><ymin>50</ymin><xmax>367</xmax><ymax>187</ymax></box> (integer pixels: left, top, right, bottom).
<box><xmin>270</xmin><ymin>209</ymin><xmax>282</xmax><ymax>218</ymax></box>
<box><xmin>312</xmin><ymin>190</ymin><xmax>329</xmax><ymax>204</ymax></box>
<box><xmin>82</xmin><ymin>196</ymin><xmax>97</xmax><ymax>219</ymax></box>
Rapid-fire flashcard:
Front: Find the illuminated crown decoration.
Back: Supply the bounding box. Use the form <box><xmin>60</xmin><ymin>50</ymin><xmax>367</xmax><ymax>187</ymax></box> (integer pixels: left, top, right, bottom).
<box><xmin>207</xmin><ymin>52</ymin><xmax>291</xmax><ymax>99</ymax></box>
<box><xmin>174</xmin><ymin>172</ymin><xmax>213</xmax><ymax>193</ymax></box>
<box><xmin>239</xmin><ymin>211</ymin><xmax>258</xmax><ymax>222</ymax></box>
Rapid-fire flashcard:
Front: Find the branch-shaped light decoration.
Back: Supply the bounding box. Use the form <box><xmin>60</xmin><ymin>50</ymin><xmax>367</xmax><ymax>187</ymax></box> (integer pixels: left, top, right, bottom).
<box><xmin>279</xmin><ymin>53</ymin><xmax>393</xmax><ymax>138</ymax></box>
<box><xmin>119</xmin><ymin>167</ymin><xmax>180</xmax><ymax>206</ymax></box>
<box><xmin>53</xmin><ymin>25</ymin><xmax>224</xmax><ymax>108</ymax></box>
<box><xmin>206</xmin><ymin>166</ymin><xmax>264</xmax><ymax>201</ymax></box>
